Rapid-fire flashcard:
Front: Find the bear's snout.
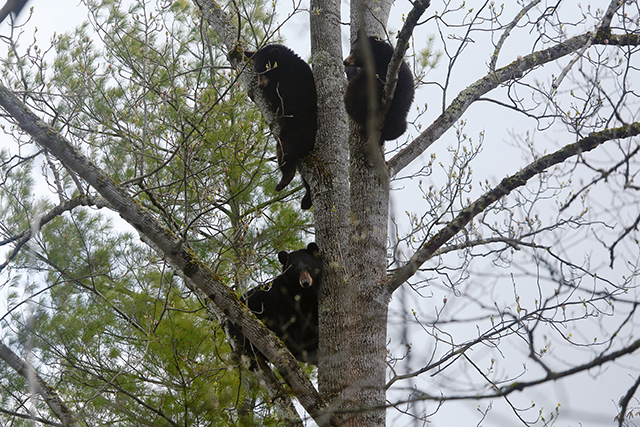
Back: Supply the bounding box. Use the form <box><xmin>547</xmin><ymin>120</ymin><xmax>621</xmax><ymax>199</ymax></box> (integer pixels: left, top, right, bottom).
<box><xmin>257</xmin><ymin>74</ymin><xmax>270</xmax><ymax>88</ymax></box>
<box><xmin>299</xmin><ymin>271</ymin><xmax>313</xmax><ymax>288</ymax></box>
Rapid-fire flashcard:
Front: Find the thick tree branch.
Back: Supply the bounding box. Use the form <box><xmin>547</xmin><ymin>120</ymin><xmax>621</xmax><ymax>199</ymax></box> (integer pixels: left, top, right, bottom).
<box><xmin>187</xmin><ymin>277</ymin><xmax>303</xmax><ymax>426</ymax></box>
<box><xmin>0</xmin><ymin>83</ymin><xmax>336</xmax><ymax>427</ymax></box>
<box><xmin>388</xmin><ymin>7</ymin><xmax>634</xmax><ymax>177</ymax></box>
<box><xmin>0</xmin><ymin>340</ymin><xmax>77</xmax><ymax>426</ymax></box>
<box><xmin>617</xmin><ymin>372</ymin><xmax>640</xmax><ymax>427</ymax></box>
<box><xmin>388</xmin><ymin>32</ymin><xmax>591</xmax><ymax>176</ymax></box>
<box><xmin>188</xmin><ymin>5</ymin><xmax>341</xmax><ymax>424</ymax></box>
<box><xmin>386</xmin><ymin>123</ymin><xmax>640</xmax><ymax>294</ymax></box>
<box><xmin>0</xmin><ymin>0</ymin><xmax>29</xmax><ymax>24</ymax></box>
<box><xmin>594</xmin><ymin>31</ymin><xmax>640</xmax><ymax>46</ymax></box>
<box><xmin>192</xmin><ymin>0</ymin><xmax>237</xmax><ymax>49</ymax></box>
<box><xmin>193</xmin><ymin>0</ymin><xmax>275</xmax><ymax>123</ymax></box>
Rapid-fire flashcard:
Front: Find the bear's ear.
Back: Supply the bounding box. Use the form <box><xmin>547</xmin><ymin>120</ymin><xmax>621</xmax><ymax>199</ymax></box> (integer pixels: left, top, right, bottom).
<box><xmin>307</xmin><ymin>243</ymin><xmax>320</xmax><ymax>257</ymax></box>
<box><xmin>244</xmin><ymin>50</ymin><xmax>255</xmax><ymax>60</ymax></box>
<box><xmin>269</xmin><ymin>47</ymin><xmax>281</xmax><ymax>59</ymax></box>
<box><xmin>263</xmin><ymin>47</ymin><xmax>281</xmax><ymax>70</ymax></box>
<box><xmin>278</xmin><ymin>250</ymin><xmax>289</xmax><ymax>265</ymax></box>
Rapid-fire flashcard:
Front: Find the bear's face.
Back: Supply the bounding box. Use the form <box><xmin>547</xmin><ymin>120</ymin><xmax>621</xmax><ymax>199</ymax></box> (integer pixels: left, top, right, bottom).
<box><xmin>248</xmin><ymin>46</ymin><xmax>283</xmax><ymax>89</ymax></box>
<box><xmin>343</xmin><ymin>37</ymin><xmax>364</xmax><ymax>68</ymax></box>
<box><xmin>343</xmin><ymin>34</ymin><xmax>394</xmax><ymax>69</ymax></box>
<box><xmin>278</xmin><ymin>243</ymin><xmax>322</xmax><ymax>289</ymax></box>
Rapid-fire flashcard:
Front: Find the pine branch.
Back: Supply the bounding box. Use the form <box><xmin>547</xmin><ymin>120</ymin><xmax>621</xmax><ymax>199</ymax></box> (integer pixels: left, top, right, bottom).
<box><xmin>0</xmin><ymin>341</ymin><xmax>78</xmax><ymax>426</ymax></box>
<box><xmin>0</xmin><ymin>406</ymin><xmax>63</xmax><ymax>426</ymax></box>
<box><xmin>0</xmin><ymin>194</ymin><xmax>109</xmax><ymax>273</ymax></box>
<box><xmin>0</xmin><ymin>80</ymin><xmax>336</xmax><ymax>426</ymax></box>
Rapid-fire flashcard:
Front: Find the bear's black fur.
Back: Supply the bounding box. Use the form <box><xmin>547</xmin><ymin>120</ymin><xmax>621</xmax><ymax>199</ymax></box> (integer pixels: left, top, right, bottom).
<box><xmin>245</xmin><ymin>44</ymin><xmax>317</xmax><ymax>209</ymax></box>
<box><xmin>228</xmin><ymin>242</ymin><xmax>321</xmax><ymax>364</ymax></box>
<box><xmin>343</xmin><ymin>34</ymin><xmax>415</xmax><ymax>142</ymax></box>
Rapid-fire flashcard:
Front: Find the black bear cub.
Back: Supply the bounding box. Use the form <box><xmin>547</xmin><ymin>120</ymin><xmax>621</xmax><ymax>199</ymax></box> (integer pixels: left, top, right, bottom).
<box><xmin>245</xmin><ymin>44</ymin><xmax>317</xmax><ymax>209</ymax></box>
<box><xmin>229</xmin><ymin>242</ymin><xmax>321</xmax><ymax>365</ymax></box>
<box><xmin>343</xmin><ymin>33</ymin><xmax>415</xmax><ymax>142</ymax></box>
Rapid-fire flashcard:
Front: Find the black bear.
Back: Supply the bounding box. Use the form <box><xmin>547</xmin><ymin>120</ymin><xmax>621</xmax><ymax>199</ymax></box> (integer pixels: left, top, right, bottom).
<box><xmin>228</xmin><ymin>242</ymin><xmax>321</xmax><ymax>365</ymax></box>
<box><xmin>245</xmin><ymin>44</ymin><xmax>317</xmax><ymax>209</ymax></box>
<box><xmin>343</xmin><ymin>33</ymin><xmax>415</xmax><ymax>142</ymax></box>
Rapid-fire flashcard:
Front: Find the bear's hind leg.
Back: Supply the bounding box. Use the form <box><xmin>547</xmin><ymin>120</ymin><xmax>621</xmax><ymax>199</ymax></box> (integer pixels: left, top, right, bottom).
<box><xmin>275</xmin><ymin>161</ymin><xmax>296</xmax><ymax>192</ymax></box>
<box><xmin>275</xmin><ymin>141</ymin><xmax>296</xmax><ymax>191</ymax></box>
<box><xmin>300</xmin><ymin>179</ymin><xmax>312</xmax><ymax>210</ymax></box>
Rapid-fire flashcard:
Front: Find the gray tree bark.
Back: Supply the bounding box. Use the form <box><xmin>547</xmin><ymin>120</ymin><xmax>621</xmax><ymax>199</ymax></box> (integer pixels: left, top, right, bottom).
<box><xmin>306</xmin><ymin>0</ymin><xmax>354</xmax><ymax>423</ymax></box>
<box><xmin>307</xmin><ymin>0</ymin><xmax>394</xmax><ymax>424</ymax></box>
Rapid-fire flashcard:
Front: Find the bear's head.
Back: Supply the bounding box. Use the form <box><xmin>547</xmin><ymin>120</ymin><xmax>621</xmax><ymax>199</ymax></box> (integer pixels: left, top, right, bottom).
<box><xmin>278</xmin><ymin>242</ymin><xmax>322</xmax><ymax>289</ymax></box>
<box><xmin>343</xmin><ymin>31</ymin><xmax>394</xmax><ymax>70</ymax></box>
<box><xmin>245</xmin><ymin>45</ymin><xmax>285</xmax><ymax>89</ymax></box>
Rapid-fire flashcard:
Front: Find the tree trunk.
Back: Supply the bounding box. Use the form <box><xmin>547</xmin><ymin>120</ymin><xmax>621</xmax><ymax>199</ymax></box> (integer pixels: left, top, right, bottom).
<box><xmin>309</xmin><ymin>0</ymin><xmax>392</xmax><ymax>424</ymax></box>
<box><xmin>346</xmin><ymin>130</ymin><xmax>390</xmax><ymax>426</ymax></box>
<box><xmin>307</xmin><ymin>0</ymin><xmax>353</xmax><ymax>421</ymax></box>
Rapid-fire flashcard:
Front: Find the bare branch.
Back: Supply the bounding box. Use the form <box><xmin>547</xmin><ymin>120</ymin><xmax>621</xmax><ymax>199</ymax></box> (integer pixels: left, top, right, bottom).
<box><xmin>386</xmin><ymin>123</ymin><xmax>640</xmax><ymax>294</ymax></box>
<box><xmin>609</xmin><ymin>211</ymin><xmax>640</xmax><ymax>268</ymax></box>
<box><xmin>488</xmin><ymin>0</ymin><xmax>541</xmax><ymax>72</ymax></box>
<box><xmin>552</xmin><ymin>0</ymin><xmax>624</xmax><ymax>90</ymax></box>
<box><xmin>388</xmin><ymin>26</ymin><xmax>636</xmax><ymax>177</ymax></box>
<box><xmin>391</xmin><ymin>338</ymin><xmax>640</xmax><ymax>404</ymax></box>
<box><xmin>617</xmin><ymin>373</ymin><xmax>640</xmax><ymax>427</ymax></box>
<box><xmin>380</xmin><ymin>0</ymin><xmax>431</xmax><ymax>118</ymax></box>
<box><xmin>497</xmin><ymin>339</ymin><xmax>640</xmax><ymax>396</ymax></box>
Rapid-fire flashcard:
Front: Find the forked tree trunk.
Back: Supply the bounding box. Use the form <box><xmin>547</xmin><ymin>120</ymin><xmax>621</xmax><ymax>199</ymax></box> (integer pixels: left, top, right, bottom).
<box><xmin>309</xmin><ymin>0</ymin><xmax>392</xmax><ymax>423</ymax></box>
